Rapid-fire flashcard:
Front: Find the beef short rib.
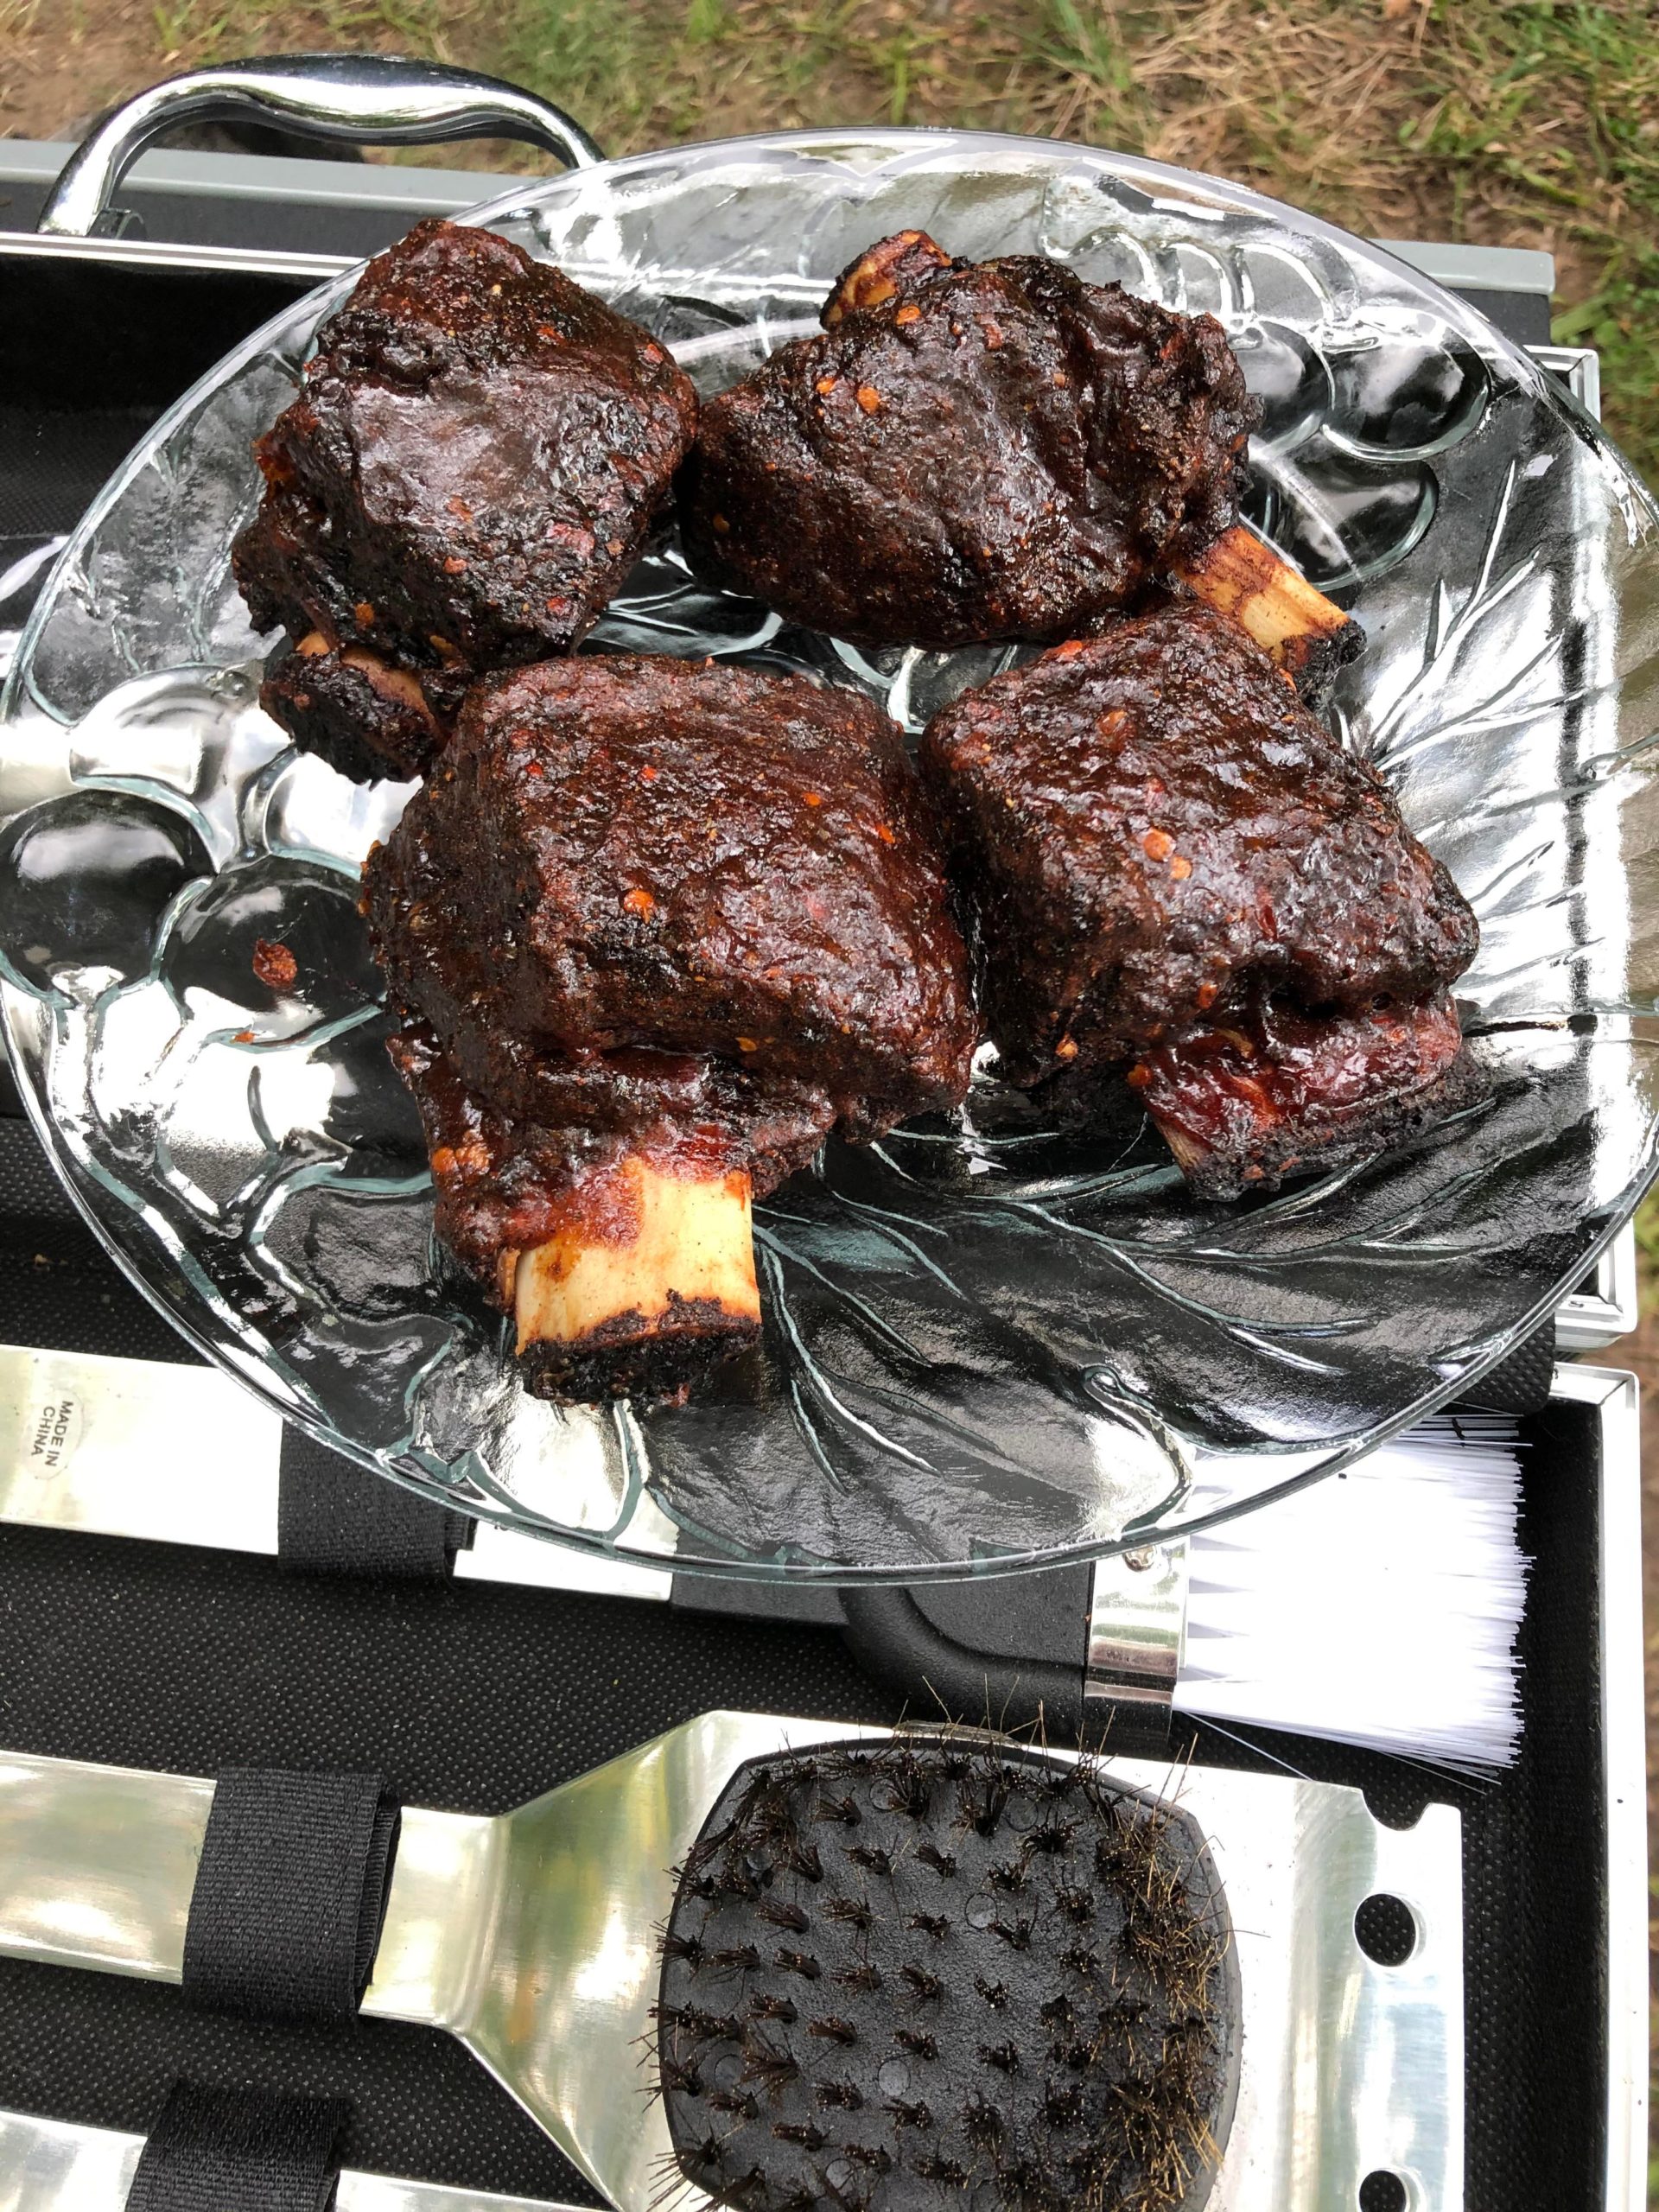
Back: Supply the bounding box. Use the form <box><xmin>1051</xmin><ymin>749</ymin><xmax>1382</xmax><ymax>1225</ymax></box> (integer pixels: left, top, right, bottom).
<box><xmin>235</xmin><ymin>219</ymin><xmax>698</xmax><ymax>781</ymax></box>
<box><xmin>919</xmin><ymin>601</ymin><xmax>1483</xmax><ymax>1195</ymax></box>
<box><xmin>679</xmin><ymin>229</ymin><xmax>1256</xmax><ymax>652</ymax></box>
<box><xmin>364</xmin><ymin>653</ymin><xmax>976</xmax><ymax>1399</ymax></box>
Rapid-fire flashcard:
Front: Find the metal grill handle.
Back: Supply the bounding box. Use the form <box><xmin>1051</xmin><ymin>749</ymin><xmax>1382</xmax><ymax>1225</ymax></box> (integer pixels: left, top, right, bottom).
<box><xmin>36</xmin><ymin>52</ymin><xmax>603</xmax><ymax>239</ymax></box>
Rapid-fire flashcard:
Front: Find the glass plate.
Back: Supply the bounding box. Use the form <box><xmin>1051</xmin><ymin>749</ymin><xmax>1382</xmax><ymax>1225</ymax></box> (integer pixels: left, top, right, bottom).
<box><xmin>3</xmin><ymin>130</ymin><xmax>1656</xmax><ymax>1581</ymax></box>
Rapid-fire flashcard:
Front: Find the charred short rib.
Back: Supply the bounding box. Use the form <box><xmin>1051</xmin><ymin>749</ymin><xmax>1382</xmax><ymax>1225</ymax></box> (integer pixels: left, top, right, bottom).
<box><xmin>364</xmin><ymin>654</ymin><xmax>976</xmax><ymax>1399</ymax></box>
<box><xmin>680</xmin><ymin>229</ymin><xmax>1357</xmax><ymax>690</ymax></box>
<box><xmin>918</xmin><ymin>602</ymin><xmax>1482</xmax><ymax>1196</ymax></box>
<box><xmin>234</xmin><ymin>219</ymin><xmax>698</xmax><ymax>781</ymax></box>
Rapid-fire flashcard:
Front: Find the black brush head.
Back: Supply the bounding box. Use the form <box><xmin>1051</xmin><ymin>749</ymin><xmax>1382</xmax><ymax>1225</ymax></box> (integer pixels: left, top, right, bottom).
<box><xmin>656</xmin><ymin>1739</ymin><xmax>1239</xmax><ymax>2212</ymax></box>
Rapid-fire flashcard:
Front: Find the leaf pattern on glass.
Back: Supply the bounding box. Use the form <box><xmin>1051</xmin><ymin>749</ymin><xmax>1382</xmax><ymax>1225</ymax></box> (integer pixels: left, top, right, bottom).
<box><xmin>1</xmin><ymin>137</ymin><xmax>1656</xmax><ymax>1576</ymax></box>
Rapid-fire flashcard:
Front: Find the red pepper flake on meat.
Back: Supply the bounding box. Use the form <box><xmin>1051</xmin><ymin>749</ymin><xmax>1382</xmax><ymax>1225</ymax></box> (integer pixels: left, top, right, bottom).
<box><xmin>816</xmin><ymin>375</ymin><xmax>838</xmax><ymax>395</ymax></box>
<box><xmin>431</xmin><ymin>1140</ymin><xmax>492</xmax><ymax>1179</ymax></box>
<box><xmin>623</xmin><ymin>887</ymin><xmax>656</xmax><ymax>918</ymax></box>
<box><xmin>855</xmin><ymin>385</ymin><xmax>882</xmax><ymax>413</ymax></box>
<box><xmin>251</xmin><ymin>938</ymin><xmax>298</xmax><ymax>990</ymax></box>
<box><xmin>1141</xmin><ymin>828</ymin><xmax>1174</xmax><ymax>862</ymax></box>
<box><xmin>1169</xmin><ymin>855</ymin><xmax>1192</xmax><ymax>880</ymax></box>
<box><xmin>895</xmin><ymin>304</ymin><xmax>922</xmax><ymax>326</ymax></box>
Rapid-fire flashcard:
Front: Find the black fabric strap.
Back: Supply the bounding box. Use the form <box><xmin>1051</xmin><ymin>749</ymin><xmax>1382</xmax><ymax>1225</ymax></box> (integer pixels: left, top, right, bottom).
<box><xmin>182</xmin><ymin>1770</ymin><xmax>401</xmax><ymax>2024</ymax></box>
<box><xmin>125</xmin><ymin>2079</ymin><xmax>349</xmax><ymax>2212</ymax></box>
<box><xmin>279</xmin><ymin>1428</ymin><xmax>474</xmax><ymax>1580</ymax></box>
<box><xmin>1453</xmin><ymin>1318</ymin><xmax>1556</xmax><ymax>1415</ymax></box>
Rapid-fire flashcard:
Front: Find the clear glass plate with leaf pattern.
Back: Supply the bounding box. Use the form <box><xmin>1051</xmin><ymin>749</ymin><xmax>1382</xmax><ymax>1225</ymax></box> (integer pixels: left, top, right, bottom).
<box><xmin>3</xmin><ymin>130</ymin><xmax>1656</xmax><ymax>1580</ymax></box>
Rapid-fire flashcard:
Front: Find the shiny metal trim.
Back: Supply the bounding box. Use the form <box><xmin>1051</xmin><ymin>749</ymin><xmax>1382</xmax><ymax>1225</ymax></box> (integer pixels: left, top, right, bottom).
<box><xmin>1528</xmin><ymin>339</ymin><xmax>1636</xmax><ymax>1362</ymax></box>
<box><xmin>1548</xmin><ymin>1363</ymin><xmax>1649</xmax><ymax>2212</ymax></box>
<box><xmin>1533</xmin><ymin>340</ymin><xmax>1603</xmax><ymax>423</ymax></box>
<box><xmin>0</xmin><ymin>139</ymin><xmax>546</xmax><ymax>218</ymax></box>
<box><xmin>36</xmin><ymin>55</ymin><xmax>601</xmax><ymax>240</ymax></box>
<box><xmin>1556</xmin><ymin>1222</ymin><xmax>1638</xmax><ymax>1351</ymax></box>
<box><xmin>0</xmin><ymin>2104</ymin><xmax>587</xmax><ymax>2211</ymax></box>
<box><xmin>0</xmin><ymin>228</ymin><xmax>353</xmax><ymax>282</ymax></box>
<box><xmin>0</xmin><ymin>1713</ymin><xmax>1463</xmax><ymax>2212</ymax></box>
<box><xmin>1084</xmin><ymin>1537</ymin><xmax>1189</xmax><ymax>1709</ymax></box>
<box><xmin>1375</xmin><ymin>238</ymin><xmax>1556</xmax><ymax>296</ymax></box>
<box><xmin>0</xmin><ymin>1342</ymin><xmax>674</xmax><ymax>1599</ymax></box>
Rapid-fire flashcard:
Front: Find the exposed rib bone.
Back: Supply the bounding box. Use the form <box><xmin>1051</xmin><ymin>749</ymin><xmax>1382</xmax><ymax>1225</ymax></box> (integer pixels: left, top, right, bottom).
<box><xmin>1177</xmin><ymin>526</ymin><xmax>1361</xmax><ymax>702</ymax></box>
<box><xmin>506</xmin><ymin>1155</ymin><xmax>761</xmax><ymax>1402</ymax></box>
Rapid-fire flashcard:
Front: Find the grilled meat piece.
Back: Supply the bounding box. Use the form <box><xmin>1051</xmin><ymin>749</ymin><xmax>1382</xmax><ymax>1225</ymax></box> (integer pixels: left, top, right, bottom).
<box><xmin>259</xmin><ymin>632</ymin><xmax>459</xmax><ymax>785</ymax></box>
<box><xmin>1129</xmin><ymin>987</ymin><xmax>1481</xmax><ymax>1198</ymax></box>
<box><xmin>918</xmin><ymin>602</ymin><xmax>1482</xmax><ymax>1196</ymax></box>
<box><xmin>679</xmin><ymin>230</ymin><xmax>1257</xmax><ymax>652</ymax></box>
<box><xmin>234</xmin><ymin>219</ymin><xmax>698</xmax><ymax>781</ymax></box>
<box><xmin>364</xmin><ymin>653</ymin><xmax>976</xmax><ymax>1399</ymax></box>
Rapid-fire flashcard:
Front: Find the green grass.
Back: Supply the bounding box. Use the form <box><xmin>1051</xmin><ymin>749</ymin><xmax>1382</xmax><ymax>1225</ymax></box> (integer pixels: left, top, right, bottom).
<box><xmin>150</xmin><ymin>0</ymin><xmax>453</xmax><ymax>42</ymax></box>
<box><xmin>1637</xmin><ymin>1185</ymin><xmax>1659</xmax><ymax>1309</ymax></box>
<box><xmin>1402</xmin><ymin>3</ymin><xmax>1659</xmax><ymax>483</ymax></box>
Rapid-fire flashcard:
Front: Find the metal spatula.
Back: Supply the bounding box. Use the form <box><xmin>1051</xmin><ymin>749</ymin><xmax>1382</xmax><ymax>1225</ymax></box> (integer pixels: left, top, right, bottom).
<box><xmin>0</xmin><ymin>1714</ymin><xmax>1462</xmax><ymax>2212</ymax></box>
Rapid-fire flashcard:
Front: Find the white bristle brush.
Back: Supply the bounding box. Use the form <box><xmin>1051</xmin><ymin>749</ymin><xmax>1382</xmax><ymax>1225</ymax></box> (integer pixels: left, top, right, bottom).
<box><xmin>833</xmin><ymin>1407</ymin><xmax>1529</xmax><ymax>1774</ymax></box>
<box><xmin>1175</xmin><ymin>1410</ymin><xmax>1527</xmax><ymax>1770</ymax></box>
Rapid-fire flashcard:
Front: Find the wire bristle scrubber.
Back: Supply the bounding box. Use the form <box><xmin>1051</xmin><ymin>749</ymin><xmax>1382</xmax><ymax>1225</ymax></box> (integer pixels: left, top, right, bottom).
<box><xmin>655</xmin><ymin>1738</ymin><xmax>1240</xmax><ymax>2212</ymax></box>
